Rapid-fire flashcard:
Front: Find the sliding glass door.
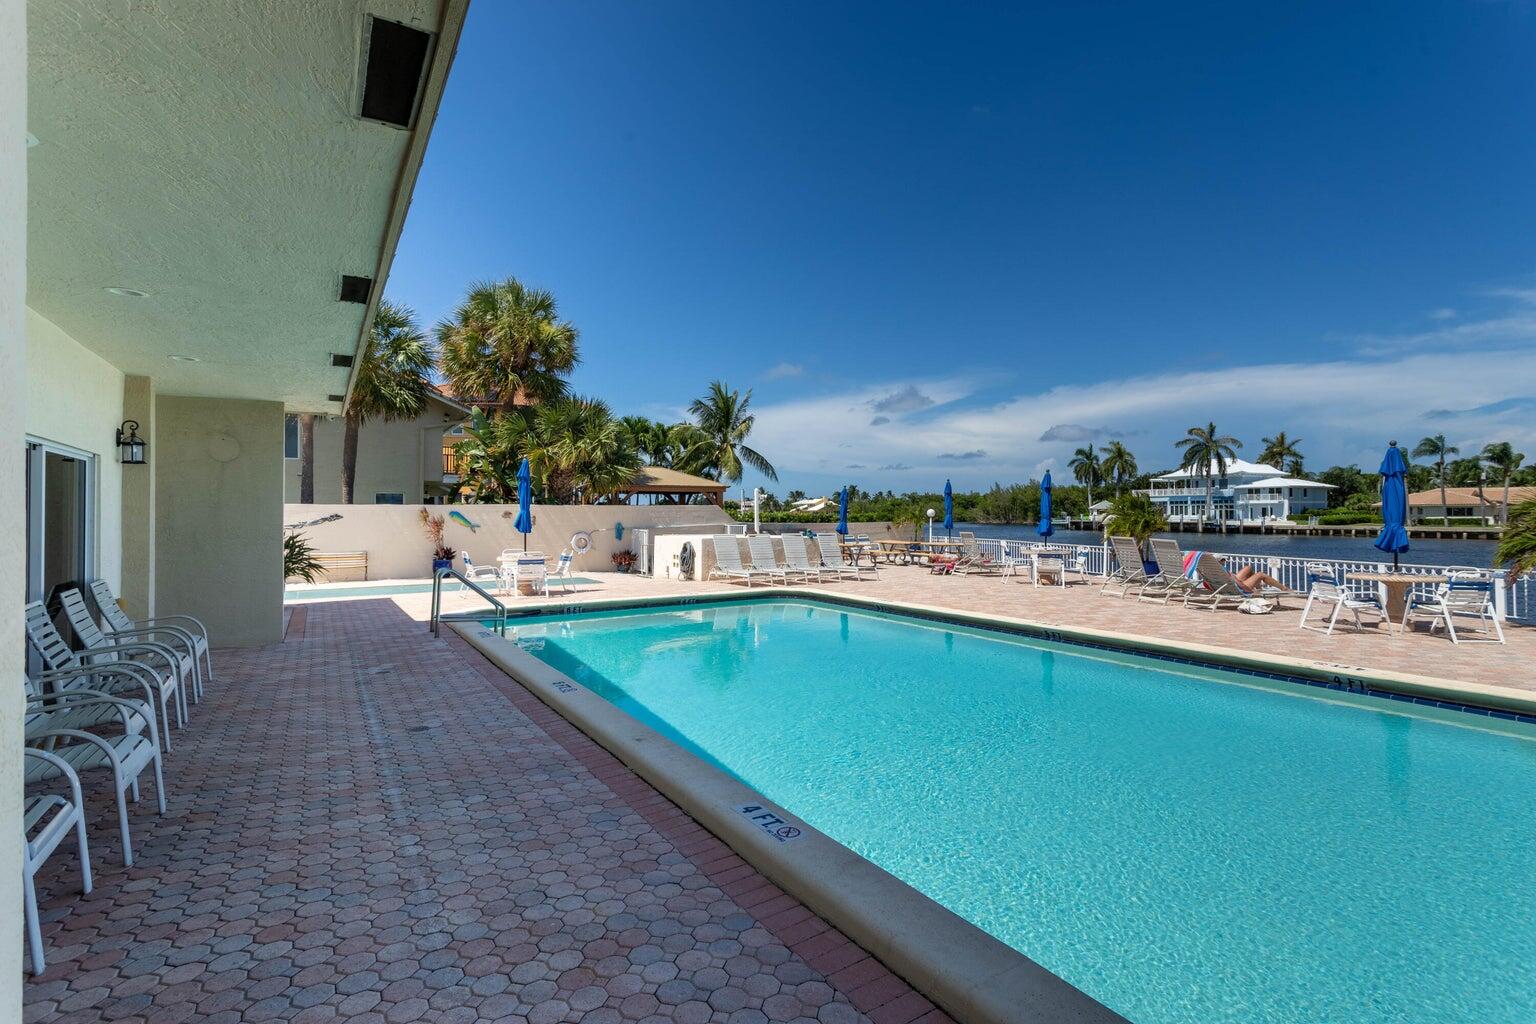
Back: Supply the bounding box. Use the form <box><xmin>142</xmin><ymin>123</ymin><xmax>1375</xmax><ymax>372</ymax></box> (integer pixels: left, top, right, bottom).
<box><xmin>24</xmin><ymin>439</ymin><xmax>96</xmax><ymax>604</ymax></box>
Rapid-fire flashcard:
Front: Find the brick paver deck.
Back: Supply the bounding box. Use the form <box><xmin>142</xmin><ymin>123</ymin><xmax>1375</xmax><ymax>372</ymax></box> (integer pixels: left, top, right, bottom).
<box><xmin>24</xmin><ymin>599</ymin><xmax>950</xmax><ymax>1024</ymax></box>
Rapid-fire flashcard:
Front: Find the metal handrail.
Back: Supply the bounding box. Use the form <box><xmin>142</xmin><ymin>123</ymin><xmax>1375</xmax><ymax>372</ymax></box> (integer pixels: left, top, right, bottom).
<box><xmin>430</xmin><ymin>567</ymin><xmax>507</xmax><ymax>637</ymax></box>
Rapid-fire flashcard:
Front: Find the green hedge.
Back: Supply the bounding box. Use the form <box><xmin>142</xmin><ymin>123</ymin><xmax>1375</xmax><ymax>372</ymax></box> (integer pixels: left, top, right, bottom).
<box><xmin>1287</xmin><ymin>509</ymin><xmax>1382</xmax><ymax>525</ymax></box>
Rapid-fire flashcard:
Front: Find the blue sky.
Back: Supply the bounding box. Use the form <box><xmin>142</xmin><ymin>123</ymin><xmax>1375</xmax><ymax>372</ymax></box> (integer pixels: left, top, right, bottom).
<box><xmin>389</xmin><ymin>0</ymin><xmax>1536</xmax><ymax>497</ymax></box>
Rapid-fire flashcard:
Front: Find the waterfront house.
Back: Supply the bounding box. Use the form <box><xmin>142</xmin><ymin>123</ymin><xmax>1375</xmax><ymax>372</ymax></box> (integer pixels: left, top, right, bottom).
<box><xmin>1143</xmin><ymin>459</ymin><xmax>1333</xmax><ymax>524</ymax></box>
<box><xmin>1405</xmin><ymin>486</ymin><xmax>1536</xmax><ymax>525</ymax></box>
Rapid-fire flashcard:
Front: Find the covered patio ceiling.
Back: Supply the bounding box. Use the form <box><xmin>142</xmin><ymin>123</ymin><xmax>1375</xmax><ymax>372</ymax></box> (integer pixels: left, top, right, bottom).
<box><xmin>25</xmin><ymin>0</ymin><xmax>467</xmax><ymax>411</ymax></box>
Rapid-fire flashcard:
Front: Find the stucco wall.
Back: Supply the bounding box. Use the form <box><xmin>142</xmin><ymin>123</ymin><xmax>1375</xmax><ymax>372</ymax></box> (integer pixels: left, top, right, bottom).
<box><xmin>25</xmin><ymin>307</ymin><xmax>126</xmax><ymax>595</ymax></box>
<box><xmin>2</xmin><ymin>0</ymin><xmax>26</xmax><ymax>993</ymax></box>
<box><xmin>157</xmin><ymin>397</ymin><xmax>285</xmax><ymax>646</ymax></box>
<box><xmin>284</xmin><ymin>409</ymin><xmax>458</xmax><ymax>504</ymax></box>
<box><xmin>286</xmin><ymin>503</ymin><xmax>735</xmax><ymax>581</ymax></box>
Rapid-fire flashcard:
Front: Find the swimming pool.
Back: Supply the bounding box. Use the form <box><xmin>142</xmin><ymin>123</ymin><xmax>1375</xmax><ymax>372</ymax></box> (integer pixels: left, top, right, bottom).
<box><xmin>504</xmin><ymin>598</ymin><xmax>1536</xmax><ymax>1024</ymax></box>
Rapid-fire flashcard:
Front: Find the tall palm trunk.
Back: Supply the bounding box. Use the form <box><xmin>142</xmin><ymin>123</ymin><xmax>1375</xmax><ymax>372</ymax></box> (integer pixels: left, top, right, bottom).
<box><xmin>1504</xmin><ymin>473</ymin><xmax>1512</xmax><ymax>525</ymax></box>
<box><xmin>1202</xmin><ymin>470</ymin><xmax>1214</xmax><ymax>530</ymax></box>
<box><xmin>1439</xmin><ymin>457</ymin><xmax>1448</xmax><ymax>522</ymax></box>
<box><xmin>298</xmin><ymin>414</ymin><xmax>316</xmax><ymax>503</ymax></box>
<box><xmin>340</xmin><ymin>407</ymin><xmax>361</xmax><ymax>504</ymax></box>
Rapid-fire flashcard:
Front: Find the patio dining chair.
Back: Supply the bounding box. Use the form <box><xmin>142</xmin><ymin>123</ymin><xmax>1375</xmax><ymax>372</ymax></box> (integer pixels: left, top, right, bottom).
<box><xmin>509</xmin><ymin>554</ymin><xmax>550</xmax><ymax>597</ymax></box>
<box><xmin>1401</xmin><ymin>571</ymin><xmax>1505</xmax><ymax>644</ymax></box>
<box><xmin>460</xmin><ymin>552</ymin><xmax>504</xmax><ymax>596</ymax></box>
<box><xmin>23</xmin><ymin>748</ymin><xmax>93</xmax><ymax>975</ymax></box>
<box><xmin>61</xmin><ymin>589</ymin><xmax>194</xmax><ymax>729</ymax></box>
<box><xmin>1298</xmin><ymin>563</ymin><xmax>1389</xmax><ymax>636</ymax></box>
<box><xmin>549</xmin><ymin>549</ymin><xmax>578</xmax><ymax>594</ymax></box>
<box><xmin>88</xmin><ymin>579</ymin><xmax>213</xmax><ymax>702</ymax></box>
<box><xmin>26</xmin><ymin>601</ymin><xmax>182</xmax><ymax>751</ymax></box>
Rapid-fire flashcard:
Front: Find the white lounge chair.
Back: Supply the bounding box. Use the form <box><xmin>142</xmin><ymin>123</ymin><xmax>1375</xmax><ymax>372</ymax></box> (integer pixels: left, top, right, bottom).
<box><xmin>25</xmin><ymin>674</ymin><xmax>167</xmax><ymax>867</ymax></box>
<box><xmin>1299</xmin><ymin>563</ymin><xmax>1389</xmax><ymax>635</ymax></box>
<box><xmin>61</xmin><ymin>589</ymin><xmax>194</xmax><ymax>731</ymax></box>
<box><xmin>781</xmin><ymin>536</ymin><xmax>829</xmax><ymax>582</ymax></box>
<box><xmin>23</xmin><ymin>748</ymin><xmax>93</xmax><ymax>975</ymax></box>
<box><xmin>1401</xmin><ymin>571</ymin><xmax>1505</xmax><ymax>644</ymax></box>
<box><xmin>1183</xmin><ymin>553</ymin><xmax>1290</xmax><ymax>612</ymax></box>
<box><xmin>1136</xmin><ymin>538</ymin><xmax>1195</xmax><ymax>603</ymax></box>
<box><xmin>708</xmin><ymin>536</ymin><xmax>768</xmax><ymax>586</ymax></box>
<box><xmin>747</xmin><ymin>536</ymin><xmax>799</xmax><ymax>584</ymax></box>
<box><xmin>26</xmin><ymin>601</ymin><xmax>182</xmax><ymax>751</ymax></box>
<box><xmin>88</xmin><ymin>579</ymin><xmax>213</xmax><ymax>702</ymax></box>
<box><xmin>1102</xmin><ymin>537</ymin><xmax>1151</xmax><ymax>597</ymax></box>
<box><xmin>815</xmin><ymin>534</ymin><xmax>873</xmax><ymax>580</ymax></box>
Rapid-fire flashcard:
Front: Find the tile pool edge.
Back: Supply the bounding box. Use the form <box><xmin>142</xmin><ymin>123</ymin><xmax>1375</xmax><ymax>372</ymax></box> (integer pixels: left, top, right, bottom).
<box><xmin>451</xmin><ymin>619</ymin><xmax>1129</xmax><ymax>1024</ymax></box>
<box><xmin>444</xmin><ymin>585</ymin><xmax>1536</xmax><ymax>721</ymax></box>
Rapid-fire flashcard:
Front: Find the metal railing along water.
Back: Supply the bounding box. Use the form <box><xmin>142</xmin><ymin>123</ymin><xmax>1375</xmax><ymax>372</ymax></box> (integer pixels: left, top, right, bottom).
<box><xmin>429</xmin><ymin>567</ymin><xmax>508</xmax><ymax>637</ymax></box>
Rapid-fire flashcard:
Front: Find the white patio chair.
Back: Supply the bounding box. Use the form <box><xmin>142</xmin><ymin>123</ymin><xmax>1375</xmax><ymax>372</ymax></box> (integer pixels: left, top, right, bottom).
<box><xmin>60</xmin><ymin>589</ymin><xmax>193</xmax><ymax>731</ymax></box>
<box><xmin>1402</xmin><ymin>571</ymin><xmax>1505</xmax><ymax>644</ymax></box>
<box><xmin>1032</xmin><ymin>552</ymin><xmax>1066</xmax><ymax>587</ymax></box>
<box><xmin>88</xmin><ymin>579</ymin><xmax>213</xmax><ymax>702</ymax></box>
<box><xmin>816</xmin><ymin>534</ymin><xmax>874</xmax><ymax>580</ymax></box>
<box><xmin>548</xmin><ymin>549</ymin><xmax>578</xmax><ymax>594</ymax></box>
<box><xmin>26</xmin><ymin>601</ymin><xmax>182</xmax><ymax>751</ymax></box>
<box><xmin>509</xmin><ymin>553</ymin><xmax>549</xmax><ymax>597</ymax></box>
<box><xmin>747</xmin><ymin>536</ymin><xmax>799</xmax><ymax>584</ymax></box>
<box><xmin>780</xmin><ymin>536</ymin><xmax>828</xmax><ymax>582</ymax></box>
<box><xmin>23</xmin><ymin>748</ymin><xmax>93</xmax><ymax>975</ymax></box>
<box><xmin>460</xmin><ymin>552</ymin><xmax>503</xmax><ymax>596</ymax></box>
<box><xmin>1101</xmin><ymin>537</ymin><xmax>1151</xmax><ymax>597</ymax></box>
<box><xmin>1299</xmin><ymin>564</ymin><xmax>1388</xmax><ymax>635</ymax></box>
<box><xmin>75</xmin><ymin>586</ymin><xmax>205</xmax><ymax>705</ymax></box>
<box><xmin>25</xmin><ymin>676</ymin><xmax>167</xmax><ymax>867</ymax></box>
<box><xmin>24</xmin><ymin>669</ymin><xmax>155</xmax><ymax>741</ymax></box>
<box><xmin>708</xmin><ymin>536</ymin><xmax>767</xmax><ymax>586</ymax></box>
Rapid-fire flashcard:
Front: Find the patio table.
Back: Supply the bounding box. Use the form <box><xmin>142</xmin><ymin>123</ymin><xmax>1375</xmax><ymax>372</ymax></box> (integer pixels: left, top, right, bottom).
<box><xmin>1344</xmin><ymin>572</ymin><xmax>1448</xmax><ymax>624</ymax></box>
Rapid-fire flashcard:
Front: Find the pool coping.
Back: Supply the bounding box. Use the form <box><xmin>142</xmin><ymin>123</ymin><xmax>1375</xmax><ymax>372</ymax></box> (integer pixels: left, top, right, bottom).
<box><xmin>443</xmin><ymin>585</ymin><xmax>1536</xmax><ymax>721</ymax></box>
<box><xmin>451</xmin><ymin>618</ymin><xmax>1130</xmax><ymax>1024</ymax></box>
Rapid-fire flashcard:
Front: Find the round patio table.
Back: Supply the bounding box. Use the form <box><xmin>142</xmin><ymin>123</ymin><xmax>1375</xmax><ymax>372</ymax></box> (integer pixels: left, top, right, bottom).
<box><xmin>1343</xmin><ymin>572</ymin><xmax>1447</xmax><ymax>625</ymax></box>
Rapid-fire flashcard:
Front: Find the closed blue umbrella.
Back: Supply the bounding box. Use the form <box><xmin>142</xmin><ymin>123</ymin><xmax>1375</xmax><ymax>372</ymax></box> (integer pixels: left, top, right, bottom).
<box><xmin>943</xmin><ymin>479</ymin><xmax>954</xmax><ymax>538</ymax></box>
<box><xmin>1038</xmin><ymin>471</ymin><xmax>1055</xmax><ymax>541</ymax></box>
<box><xmin>1374</xmin><ymin>442</ymin><xmax>1410</xmax><ymax>569</ymax></box>
<box><xmin>514</xmin><ymin>457</ymin><xmax>533</xmax><ymax>552</ymax></box>
<box><xmin>836</xmin><ymin>486</ymin><xmax>849</xmax><ymax>536</ymax></box>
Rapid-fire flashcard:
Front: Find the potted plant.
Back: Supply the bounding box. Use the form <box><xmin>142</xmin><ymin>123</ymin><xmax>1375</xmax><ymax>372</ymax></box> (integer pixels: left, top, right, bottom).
<box><xmin>420</xmin><ymin>509</ymin><xmax>457</xmax><ymax>573</ymax></box>
<box><xmin>612</xmin><ymin>549</ymin><xmax>637</xmax><ymax>573</ymax></box>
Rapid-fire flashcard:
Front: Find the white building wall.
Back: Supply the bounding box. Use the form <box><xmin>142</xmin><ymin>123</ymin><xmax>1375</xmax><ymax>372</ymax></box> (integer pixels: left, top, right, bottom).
<box><xmin>1</xmin><ymin>0</ymin><xmax>26</xmax><ymax>994</ymax></box>
<box><xmin>25</xmin><ymin>308</ymin><xmax>127</xmax><ymax>594</ymax></box>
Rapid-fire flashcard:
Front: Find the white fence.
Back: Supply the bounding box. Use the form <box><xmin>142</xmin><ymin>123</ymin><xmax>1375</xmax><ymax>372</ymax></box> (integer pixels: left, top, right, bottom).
<box><xmin>976</xmin><ymin>537</ymin><xmax>1527</xmax><ymax>622</ymax></box>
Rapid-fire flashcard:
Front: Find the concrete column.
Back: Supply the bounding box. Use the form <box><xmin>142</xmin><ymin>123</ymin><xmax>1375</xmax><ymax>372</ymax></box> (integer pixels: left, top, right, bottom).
<box><xmin>120</xmin><ymin>375</ymin><xmax>156</xmax><ymax>618</ymax></box>
<box><xmin>155</xmin><ymin>396</ymin><xmax>285</xmax><ymax>647</ymax></box>
<box><xmin>0</xmin><ymin>0</ymin><xmax>25</xmax><ymax>996</ymax></box>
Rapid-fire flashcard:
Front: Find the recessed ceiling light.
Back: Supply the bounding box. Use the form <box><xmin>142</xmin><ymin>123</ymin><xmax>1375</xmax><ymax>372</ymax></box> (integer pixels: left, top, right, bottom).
<box><xmin>168</xmin><ymin>354</ymin><xmax>200</xmax><ymax>362</ymax></box>
<box><xmin>105</xmin><ymin>287</ymin><xmax>150</xmax><ymax>298</ymax></box>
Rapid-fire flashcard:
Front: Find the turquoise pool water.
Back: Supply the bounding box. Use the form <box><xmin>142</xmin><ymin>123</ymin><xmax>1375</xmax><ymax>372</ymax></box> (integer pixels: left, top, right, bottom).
<box><xmin>507</xmin><ymin>599</ymin><xmax>1536</xmax><ymax>1024</ymax></box>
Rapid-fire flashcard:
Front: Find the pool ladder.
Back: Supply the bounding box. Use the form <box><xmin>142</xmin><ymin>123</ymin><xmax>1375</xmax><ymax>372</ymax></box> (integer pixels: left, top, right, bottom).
<box><xmin>429</xmin><ymin>567</ymin><xmax>508</xmax><ymax>638</ymax></box>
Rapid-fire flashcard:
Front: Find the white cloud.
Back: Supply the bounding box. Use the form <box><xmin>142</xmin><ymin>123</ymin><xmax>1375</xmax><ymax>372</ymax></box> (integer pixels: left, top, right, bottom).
<box><xmin>1428</xmin><ymin>307</ymin><xmax>1457</xmax><ymax>321</ymax></box>
<box><xmin>764</xmin><ymin>362</ymin><xmax>804</xmax><ymax>380</ymax></box>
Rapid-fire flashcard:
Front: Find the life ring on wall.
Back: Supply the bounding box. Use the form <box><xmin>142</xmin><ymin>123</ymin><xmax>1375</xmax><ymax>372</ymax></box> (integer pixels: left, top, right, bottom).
<box><xmin>569</xmin><ymin>531</ymin><xmax>593</xmax><ymax>555</ymax></box>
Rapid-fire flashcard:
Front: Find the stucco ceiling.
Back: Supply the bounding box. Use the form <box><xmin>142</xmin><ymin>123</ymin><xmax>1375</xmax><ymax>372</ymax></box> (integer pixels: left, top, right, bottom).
<box><xmin>26</xmin><ymin>0</ymin><xmax>465</xmax><ymax>411</ymax></box>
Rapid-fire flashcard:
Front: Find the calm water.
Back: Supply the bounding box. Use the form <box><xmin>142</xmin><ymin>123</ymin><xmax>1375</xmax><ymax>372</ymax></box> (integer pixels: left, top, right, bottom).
<box><xmin>956</xmin><ymin>522</ymin><xmax>1500</xmax><ymax>568</ymax></box>
<box><xmin>516</xmin><ymin>599</ymin><xmax>1536</xmax><ymax>1024</ymax></box>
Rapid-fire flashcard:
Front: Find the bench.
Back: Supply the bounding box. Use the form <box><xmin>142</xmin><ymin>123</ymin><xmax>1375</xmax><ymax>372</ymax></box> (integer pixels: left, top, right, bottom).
<box><xmin>315</xmin><ymin>550</ymin><xmax>368</xmax><ymax>582</ymax></box>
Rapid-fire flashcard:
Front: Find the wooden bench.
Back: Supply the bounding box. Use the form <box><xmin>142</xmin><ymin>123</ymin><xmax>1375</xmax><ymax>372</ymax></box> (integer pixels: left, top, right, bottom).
<box><xmin>315</xmin><ymin>551</ymin><xmax>368</xmax><ymax>582</ymax></box>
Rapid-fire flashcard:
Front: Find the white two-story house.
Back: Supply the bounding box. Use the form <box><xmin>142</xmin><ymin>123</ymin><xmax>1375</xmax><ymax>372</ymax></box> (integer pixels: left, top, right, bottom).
<box><xmin>1144</xmin><ymin>459</ymin><xmax>1333</xmax><ymax>524</ymax></box>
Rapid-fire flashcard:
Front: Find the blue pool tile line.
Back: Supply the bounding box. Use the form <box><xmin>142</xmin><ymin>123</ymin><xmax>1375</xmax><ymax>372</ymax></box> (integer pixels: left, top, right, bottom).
<box><xmin>487</xmin><ymin>591</ymin><xmax>1536</xmax><ymax>728</ymax></box>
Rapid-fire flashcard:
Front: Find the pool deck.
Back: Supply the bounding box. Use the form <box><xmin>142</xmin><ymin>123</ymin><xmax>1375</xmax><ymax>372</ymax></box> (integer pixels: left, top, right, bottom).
<box><xmin>26</xmin><ymin>598</ymin><xmax>949</xmax><ymax>1024</ymax></box>
<box><xmin>27</xmin><ymin>569</ymin><xmax>1532</xmax><ymax>1023</ymax></box>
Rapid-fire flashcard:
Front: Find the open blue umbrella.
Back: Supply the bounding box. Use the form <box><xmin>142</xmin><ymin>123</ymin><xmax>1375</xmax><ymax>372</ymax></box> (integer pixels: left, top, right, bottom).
<box><xmin>836</xmin><ymin>486</ymin><xmax>849</xmax><ymax>536</ymax></box>
<box><xmin>943</xmin><ymin>479</ymin><xmax>954</xmax><ymax>538</ymax></box>
<box><xmin>514</xmin><ymin>457</ymin><xmax>533</xmax><ymax>552</ymax></box>
<box><xmin>1374</xmin><ymin>442</ymin><xmax>1410</xmax><ymax>568</ymax></box>
<box><xmin>1038</xmin><ymin>471</ymin><xmax>1055</xmax><ymax>541</ymax></box>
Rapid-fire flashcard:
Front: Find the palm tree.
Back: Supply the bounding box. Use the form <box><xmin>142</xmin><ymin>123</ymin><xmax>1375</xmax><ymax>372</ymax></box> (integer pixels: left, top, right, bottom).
<box><xmin>1100</xmin><ymin>441</ymin><xmax>1139</xmax><ymax>495</ymax></box>
<box><xmin>1412</xmin><ymin>434</ymin><xmax>1459</xmax><ymax>522</ymax></box>
<box><xmin>1102</xmin><ymin>492</ymin><xmax>1166</xmax><ymax>546</ymax></box>
<box><xmin>1258</xmin><ymin>432</ymin><xmax>1303</xmax><ymax>476</ymax></box>
<box><xmin>688</xmin><ymin>381</ymin><xmax>777</xmax><ymax>483</ymax></box>
<box><xmin>1068</xmin><ymin>446</ymin><xmax>1101</xmax><ymax>509</ymax></box>
<box><xmin>1481</xmin><ymin>441</ymin><xmax>1525</xmax><ymax>524</ymax></box>
<box><xmin>1174</xmin><ymin>422</ymin><xmax>1242</xmax><ymax>527</ymax></box>
<box><xmin>342</xmin><ymin>300</ymin><xmax>435</xmax><ymax>503</ymax></box>
<box><xmin>437</xmin><ymin>277</ymin><xmax>579</xmax><ymax>414</ymax></box>
<box><xmin>298</xmin><ymin>414</ymin><xmax>316</xmax><ymax>503</ymax></box>
<box><xmin>1495</xmin><ymin>499</ymin><xmax>1536</xmax><ymax>581</ymax></box>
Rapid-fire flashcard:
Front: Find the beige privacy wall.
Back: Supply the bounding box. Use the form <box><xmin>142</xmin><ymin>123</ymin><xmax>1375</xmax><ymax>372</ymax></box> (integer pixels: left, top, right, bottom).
<box><xmin>157</xmin><ymin>397</ymin><xmax>285</xmax><ymax>646</ymax></box>
<box><xmin>286</xmin><ymin>503</ymin><xmax>736</xmax><ymax>580</ymax></box>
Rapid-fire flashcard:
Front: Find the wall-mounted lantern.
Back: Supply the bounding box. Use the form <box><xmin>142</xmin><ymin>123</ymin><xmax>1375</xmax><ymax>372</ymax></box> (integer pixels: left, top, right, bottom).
<box><xmin>116</xmin><ymin>420</ymin><xmax>147</xmax><ymax>465</ymax></box>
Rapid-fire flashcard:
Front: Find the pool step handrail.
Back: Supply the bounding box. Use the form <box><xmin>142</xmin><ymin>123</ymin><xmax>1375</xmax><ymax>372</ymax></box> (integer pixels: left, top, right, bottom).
<box><xmin>430</xmin><ymin>567</ymin><xmax>507</xmax><ymax>638</ymax></box>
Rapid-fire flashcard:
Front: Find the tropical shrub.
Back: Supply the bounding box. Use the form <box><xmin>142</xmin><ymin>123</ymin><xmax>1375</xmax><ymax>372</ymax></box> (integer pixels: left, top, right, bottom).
<box><xmin>283</xmin><ymin>531</ymin><xmax>325</xmax><ymax>583</ymax></box>
<box><xmin>1495</xmin><ymin>500</ymin><xmax>1536</xmax><ymax>580</ymax></box>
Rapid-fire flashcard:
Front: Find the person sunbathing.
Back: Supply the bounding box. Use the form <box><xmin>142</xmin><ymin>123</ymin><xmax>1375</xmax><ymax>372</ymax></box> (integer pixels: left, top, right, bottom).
<box><xmin>1233</xmin><ymin>565</ymin><xmax>1288</xmax><ymax>591</ymax></box>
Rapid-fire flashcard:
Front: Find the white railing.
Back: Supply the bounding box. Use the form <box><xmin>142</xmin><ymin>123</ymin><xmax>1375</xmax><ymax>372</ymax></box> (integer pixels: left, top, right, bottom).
<box><xmin>987</xmin><ymin>538</ymin><xmax>1526</xmax><ymax>622</ymax></box>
